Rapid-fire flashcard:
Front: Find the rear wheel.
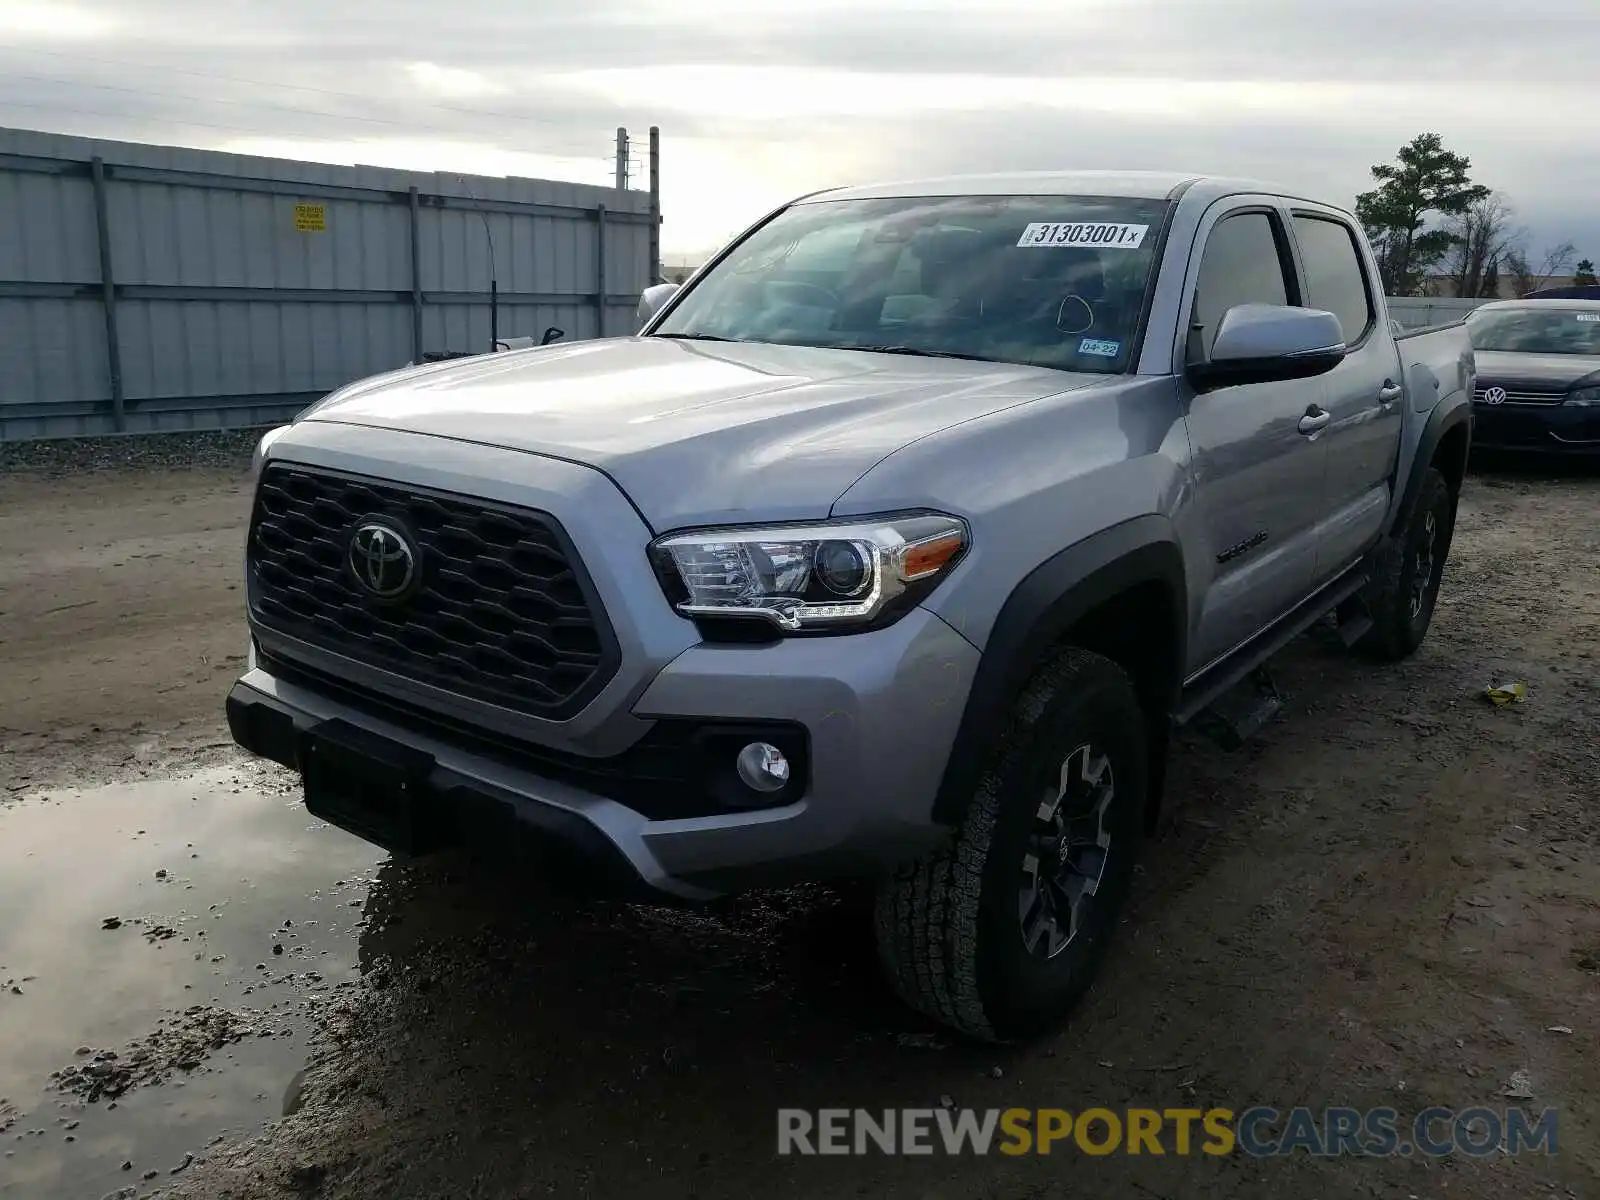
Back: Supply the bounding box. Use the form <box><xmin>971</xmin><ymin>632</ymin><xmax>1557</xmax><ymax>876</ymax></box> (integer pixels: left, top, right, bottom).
<box><xmin>874</xmin><ymin>647</ymin><xmax>1148</xmax><ymax>1042</ymax></box>
<box><xmin>1360</xmin><ymin>466</ymin><xmax>1456</xmax><ymax>661</ymax></box>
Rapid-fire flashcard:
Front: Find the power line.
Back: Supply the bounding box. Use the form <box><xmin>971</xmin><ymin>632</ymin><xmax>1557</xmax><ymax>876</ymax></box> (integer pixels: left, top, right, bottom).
<box><xmin>4</xmin><ymin>47</ymin><xmax>614</xmax><ymax>157</ymax></box>
<box><xmin>0</xmin><ymin>95</ymin><xmax>317</xmax><ymax>142</ymax></box>
<box><xmin>0</xmin><ymin>66</ymin><xmax>605</xmax><ymax>159</ymax></box>
<box><xmin>0</xmin><ymin>97</ymin><xmax>614</xmax><ymax>184</ymax></box>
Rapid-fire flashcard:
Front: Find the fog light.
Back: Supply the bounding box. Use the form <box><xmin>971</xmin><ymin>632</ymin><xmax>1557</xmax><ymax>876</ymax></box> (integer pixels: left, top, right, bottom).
<box><xmin>735</xmin><ymin>742</ymin><xmax>790</xmax><ymax>793</ymax></box>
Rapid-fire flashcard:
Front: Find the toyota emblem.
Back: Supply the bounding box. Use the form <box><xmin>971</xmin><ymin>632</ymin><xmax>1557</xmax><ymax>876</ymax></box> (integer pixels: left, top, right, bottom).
<box><xmin>348</xmin><ymin>521</ymin><xmax>419</xmax><ymax>599</ymax></box>
<box><xmin>1482</xmin><ymin>386</ymin><xmax>1507</xmax><ymax>406</ymax></box>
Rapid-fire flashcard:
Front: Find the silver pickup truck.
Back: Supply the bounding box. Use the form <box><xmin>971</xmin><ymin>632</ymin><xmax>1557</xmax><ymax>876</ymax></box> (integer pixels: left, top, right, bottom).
<box><xmin>228</xmin><ymin>171</ymin><xmax>1475</xmax><ymax>1042</ymax></box>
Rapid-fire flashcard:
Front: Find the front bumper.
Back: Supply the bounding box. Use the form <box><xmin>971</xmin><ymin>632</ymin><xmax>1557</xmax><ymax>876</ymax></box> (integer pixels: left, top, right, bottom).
<box><xmin>230</xmin><ymin>599</ymin><xmax>980</xmax><ymax>902</ymax></box>
<box><xmin>1471</xmin><ymin>401</ymin><xmax>1600</xmax><ymax>453</ymax></box>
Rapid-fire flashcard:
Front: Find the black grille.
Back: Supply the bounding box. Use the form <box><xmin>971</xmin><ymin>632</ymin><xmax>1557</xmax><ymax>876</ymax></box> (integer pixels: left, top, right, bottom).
<box><xmin>248</xmin><ymin>464</ymin><xmax>618</xmax><ymax>720</ymax></box>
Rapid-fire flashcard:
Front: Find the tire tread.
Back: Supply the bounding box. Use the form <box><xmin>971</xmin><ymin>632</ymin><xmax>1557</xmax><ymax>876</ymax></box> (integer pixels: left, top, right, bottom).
<box><xmin>1359</xmin><ymin>465</ymin><xmax>1453</xmax><ymax>662</ymax></box>
<box><xmin>874</xmin><ymin>646</ymin><xmax>1127</xmax><ymax>1042</ymax></box>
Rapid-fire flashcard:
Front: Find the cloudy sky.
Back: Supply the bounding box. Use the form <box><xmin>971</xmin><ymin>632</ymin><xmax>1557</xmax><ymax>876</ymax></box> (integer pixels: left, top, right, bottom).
<box><xmin>2</xmin><ymin>0</ymin><xmax>1598</xmax><ymax>264</ymax></box>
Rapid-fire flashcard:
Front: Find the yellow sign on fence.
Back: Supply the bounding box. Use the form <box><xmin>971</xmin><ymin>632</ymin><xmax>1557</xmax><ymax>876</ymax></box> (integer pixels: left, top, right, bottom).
<box><xmin>293</xmin><ymin>203</ymin><xmax>326</xmax><ymax>232</ymax></box>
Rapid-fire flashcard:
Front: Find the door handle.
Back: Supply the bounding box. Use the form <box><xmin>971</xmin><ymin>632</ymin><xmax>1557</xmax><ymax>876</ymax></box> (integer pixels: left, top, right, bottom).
<box><xmin>1377</xmin><ymin>381</ymin><xmax>1403</xmax><ymax>404</ymax></box>
<box><xmin>1298</xmin><ymin>406</ymin><xmax>1332</xmax><ymax>435</ymax></box>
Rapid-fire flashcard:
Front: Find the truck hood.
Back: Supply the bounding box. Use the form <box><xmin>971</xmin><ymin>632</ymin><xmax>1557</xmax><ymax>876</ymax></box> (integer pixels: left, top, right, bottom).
<box><xmin>1473</xmin><ymin>350</ymin><xmax>1600</xmax><ymax>389</ymax></box>
<box><xmin>301</xmin><ymin>336</ymin><xmax>1097</xmax><ymax>529</ymax></box>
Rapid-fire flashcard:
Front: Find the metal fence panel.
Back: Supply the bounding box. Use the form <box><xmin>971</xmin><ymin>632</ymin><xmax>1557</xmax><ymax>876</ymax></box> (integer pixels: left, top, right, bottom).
<box><xmin>0</xmin><ymin>125</ymin><xmax>655</xmax><ymax>441</ymax></box>
<box><xmin>1386</xmin><ymin>296</ymin><xmax>1491</xmax><ymax>328</ymax></box>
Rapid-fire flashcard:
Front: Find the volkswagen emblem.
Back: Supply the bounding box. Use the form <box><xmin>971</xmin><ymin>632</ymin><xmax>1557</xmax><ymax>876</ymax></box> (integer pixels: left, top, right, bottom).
<box><xmin>1482</xmin><ymin>386</ymin><xmax>1507</xmax><ymax>406</ymax></box>
<box><xmin>348</xmin><ymin>521</ymin><xmax>418</xmax><ymax>600</ymax></box>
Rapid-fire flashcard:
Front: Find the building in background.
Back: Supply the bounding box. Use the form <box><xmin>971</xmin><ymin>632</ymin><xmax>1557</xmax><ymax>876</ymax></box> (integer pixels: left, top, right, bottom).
<box><xmin>1421</xmin><ymin>273</ymin><xmax>1583</xmax><ymax>299</ymax></box>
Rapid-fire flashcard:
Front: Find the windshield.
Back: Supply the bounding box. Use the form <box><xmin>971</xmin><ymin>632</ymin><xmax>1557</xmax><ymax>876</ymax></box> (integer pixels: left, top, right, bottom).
<box><xmin>1464</xmin><ymin>307</ymin><xmax>1600</xmax><ymax>355</ymax></box>
<box><xmin>650</xmin><ymin>194</ymin><xmax>1172</xmax><ymax>374</ymax></box>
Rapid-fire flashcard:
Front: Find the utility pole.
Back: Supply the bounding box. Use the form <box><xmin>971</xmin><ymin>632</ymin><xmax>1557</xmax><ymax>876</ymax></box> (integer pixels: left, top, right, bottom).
<box><xmin>615</xmin><ymin>127</ymin><xmax>629</xmax><ymax>191</ymax></box>
<box><xmin>648</xmin><ymin>125</ymin><xmax>661</xmax><ymax>285</ymax></box>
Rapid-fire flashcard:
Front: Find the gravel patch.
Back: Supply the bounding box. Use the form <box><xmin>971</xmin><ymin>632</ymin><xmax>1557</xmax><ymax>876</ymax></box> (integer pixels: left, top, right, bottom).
<box><xmin>48</xmin><ymin>1006</ymin><xmax>261</xmax><ymax>1104</ymax></box>
<box><xmin>0</xmin><ymin>429</ymin><xmax>265</xmax><ymax>478</ymax></box>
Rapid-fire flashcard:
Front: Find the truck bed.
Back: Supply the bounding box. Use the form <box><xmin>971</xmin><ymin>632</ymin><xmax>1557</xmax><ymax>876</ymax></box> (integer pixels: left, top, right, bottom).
<box><xmin>1394</xmin><ymin>319</ymin><xmax>1475</xmax><ymax>406</ymax></box>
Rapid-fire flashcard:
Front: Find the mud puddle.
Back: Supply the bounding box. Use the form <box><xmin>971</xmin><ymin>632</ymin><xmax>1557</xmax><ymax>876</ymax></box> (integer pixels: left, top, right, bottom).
<box><xmin>0</xmin><ymin>763</ymin><xmax>382</xmax><ymax>1198</ymax></box>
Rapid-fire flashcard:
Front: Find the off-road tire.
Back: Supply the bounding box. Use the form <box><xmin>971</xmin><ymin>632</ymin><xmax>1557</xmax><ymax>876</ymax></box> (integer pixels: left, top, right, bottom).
<box><xmin>873</xmin><ymin>647</ymin><xmax>1148</xmax><ymax>1042</ymax></box>
<box><xmin>1359</xmin><ymin>466</ymin><xmax>1456</xmax><ymax>662</ymax></box>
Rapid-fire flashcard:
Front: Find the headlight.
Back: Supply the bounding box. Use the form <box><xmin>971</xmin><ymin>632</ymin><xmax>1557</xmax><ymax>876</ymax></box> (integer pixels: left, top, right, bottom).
<box><xmin>648</xmin><ymin>513</ymin><xmax>969</xmax><ymax>634</ymax></box>
<box><xmin>250</xmin><ymin>425</ymin><xmax>290</xmax><ymax>478</ymax></box>
<box><xmin>1562</xmin><ymin>386</ymin><xmax>1600</xmax><ymax>408</ymax></box>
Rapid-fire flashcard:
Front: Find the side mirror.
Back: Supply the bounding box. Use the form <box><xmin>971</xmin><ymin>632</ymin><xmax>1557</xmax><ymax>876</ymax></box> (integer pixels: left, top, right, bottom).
<box><xmin>1190</xmin><ymin>304</ymin><xmax>1346</xmax><ymax>392</ymax></box>
<box><xmin>636</xmin><ymin>282</ymin><xmax>680</xmax><ymax>331</ymax></box>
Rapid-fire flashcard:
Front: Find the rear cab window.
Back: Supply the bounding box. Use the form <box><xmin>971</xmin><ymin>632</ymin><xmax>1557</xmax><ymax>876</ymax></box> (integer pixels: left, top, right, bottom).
<box><xmin>1291</xmin><ymin>215</ymin><xmax>1375</xmax><ymax>345</ymax></box>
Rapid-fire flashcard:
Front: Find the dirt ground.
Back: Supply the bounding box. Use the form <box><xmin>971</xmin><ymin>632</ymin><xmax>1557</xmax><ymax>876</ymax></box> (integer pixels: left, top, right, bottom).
<box><xmin>1</xmin><ymin>453</ymin><xmax>1596</xmax><ymax>1200</ymax></box>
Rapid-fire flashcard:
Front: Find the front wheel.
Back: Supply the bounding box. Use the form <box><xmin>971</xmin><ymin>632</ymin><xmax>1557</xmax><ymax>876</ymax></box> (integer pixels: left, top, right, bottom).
<box><xmin>873</xmin><ymin>647</ymin><xmax>1148</xmax><ymax>1042</ymax></box>
<box><xmin>1359</xmin><ymin>465</ymin><xmax>1456</xmax><ymax>661</ymax></box>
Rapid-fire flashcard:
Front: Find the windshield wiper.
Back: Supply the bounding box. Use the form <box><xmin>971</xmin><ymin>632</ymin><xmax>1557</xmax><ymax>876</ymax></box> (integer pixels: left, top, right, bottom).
<box><xmin>829</xmin><ymin>344</ymin><xmax>1006</xmax><ymax>363</ymax></box>
<box><xmin>652</xmin><ymin>332</ymin><xmax>744</xmax><ymax>343</ymax></box>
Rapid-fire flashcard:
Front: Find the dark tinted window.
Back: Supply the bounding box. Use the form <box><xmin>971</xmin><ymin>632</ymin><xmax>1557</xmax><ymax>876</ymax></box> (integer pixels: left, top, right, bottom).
<box><xmin>1191</xmin><ymin>212</ymin><xmax>1290</xmax><ymax>359</ymax></box>
<box><xmin>1293</xmin><ymin>216</ymin><xmax>1372</xmax><ymax>343</ymax></box>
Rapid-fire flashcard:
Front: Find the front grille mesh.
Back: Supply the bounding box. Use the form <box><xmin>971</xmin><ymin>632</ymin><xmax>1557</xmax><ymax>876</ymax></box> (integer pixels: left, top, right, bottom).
<box><xmin>1474</xmin><ymin>385</ymin><xmax>1566</xmax><ymax>406</ymax></box>
<box><xmin>248</xmin><ymin>465</ymin><xmax>617</xmax><ymax>720</ymax></box>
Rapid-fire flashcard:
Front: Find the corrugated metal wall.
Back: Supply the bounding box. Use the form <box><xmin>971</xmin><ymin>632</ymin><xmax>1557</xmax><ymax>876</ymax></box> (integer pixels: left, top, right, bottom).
<box><xmin>0</xmin><ymin>126</ymin><xmax>656</xmax><ymax>441</ymax></box>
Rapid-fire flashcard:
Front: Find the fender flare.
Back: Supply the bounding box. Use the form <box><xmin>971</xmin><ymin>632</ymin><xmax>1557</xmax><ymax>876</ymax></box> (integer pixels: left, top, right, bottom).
<box><xmin>1390</xmin><ymin>398</ymin><xmax>1473</xmax><ymax>536</ymax></box>
<box><xmin>931</xmin><ymin>515</ymin><xmax>1187</xmax><ymax>824</ymax></box>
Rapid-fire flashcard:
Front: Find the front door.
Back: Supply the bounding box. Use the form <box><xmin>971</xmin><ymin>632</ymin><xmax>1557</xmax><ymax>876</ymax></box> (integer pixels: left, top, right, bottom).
<box><xmin>1179</xmin><ymin>201</ymin><xmax>1332</xmax><ymax>673</ymax></box>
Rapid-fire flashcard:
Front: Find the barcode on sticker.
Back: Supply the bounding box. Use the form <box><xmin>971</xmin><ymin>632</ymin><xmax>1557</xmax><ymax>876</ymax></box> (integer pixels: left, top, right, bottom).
<box><xmin>1018</xmin><ymin>222</ymin><xmax>1148</xmax><ymax>249</ymax></box>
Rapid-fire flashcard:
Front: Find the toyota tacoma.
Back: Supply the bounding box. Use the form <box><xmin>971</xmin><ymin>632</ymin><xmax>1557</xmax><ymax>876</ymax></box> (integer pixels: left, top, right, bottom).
<box><xmin>227</xmin><ymin>171</ymin><xmax>1476</xmax><ymax>1041</ymax></box>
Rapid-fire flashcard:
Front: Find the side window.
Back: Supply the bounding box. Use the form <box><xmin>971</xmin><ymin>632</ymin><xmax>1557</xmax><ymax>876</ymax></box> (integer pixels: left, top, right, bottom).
<box><xmin>1190</xmin><ymin>211</ymin><xmax>1292</xmax><ymax>360</ymax></box>
<box><xmin>1293</xmin><ymin>215</ymin><xmax>1373</xmax><ymax>344</ymax></box>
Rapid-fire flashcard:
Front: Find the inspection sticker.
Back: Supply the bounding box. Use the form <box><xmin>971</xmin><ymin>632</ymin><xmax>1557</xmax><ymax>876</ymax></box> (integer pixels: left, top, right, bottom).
<box><xmin>1079</xmin><ymin>337</ymin><xmax>1122</xmax><ymax>358</ymax></box>
<box><xmin>1575</xmin><ymin>313</ymin><xmax>1600</xmax><ymax>322</ymax></box>
<box><xmin>1017</xmin><ymin>222</ymin><xmax>1148</xmax><ymax>249</ymax></box>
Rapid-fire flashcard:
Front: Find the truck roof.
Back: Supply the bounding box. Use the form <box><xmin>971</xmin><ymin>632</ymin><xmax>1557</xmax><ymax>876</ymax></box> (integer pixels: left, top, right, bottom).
<box><xmin>809</xmin><ymin>170</ymin><xmax>1312</xmax><ymax>206</ymax></box>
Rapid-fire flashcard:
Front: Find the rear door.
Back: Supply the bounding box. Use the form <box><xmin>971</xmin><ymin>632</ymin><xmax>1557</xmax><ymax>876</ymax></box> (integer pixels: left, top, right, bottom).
<box><xmin>1286</xmin><ymin>208</ymin><xmax>1405</xmax><ymax>582</ymax></box>
<box><xmin>1178</xmin><ymin>199</ymin><xmax>1331</xmax><ymax>672</ymax></box>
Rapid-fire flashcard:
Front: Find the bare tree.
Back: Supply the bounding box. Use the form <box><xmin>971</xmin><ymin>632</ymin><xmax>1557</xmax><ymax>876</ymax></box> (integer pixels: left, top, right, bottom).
<box><xmin>1481</xmin><ymin>256</ymin><xmax>1500</xmax><ymax>299</ymax></box>
<box><xmin>1442</xmin><ymin>193</ymin><xmax>1520</xmax><ymax>297</ymax></box>
<box><xmin>1506</xmin><ymin>241</ymin><xmax>1578</xmax><ymax>296</ymax></box>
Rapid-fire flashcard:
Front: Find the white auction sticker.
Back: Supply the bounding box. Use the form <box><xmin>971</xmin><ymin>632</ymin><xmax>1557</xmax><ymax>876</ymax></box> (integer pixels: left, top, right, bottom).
<box><xmin>1017</xmin><ymin>222</ymin><xmax>1148</xmax><ymax>249</ymax></box>
<box><xmin>1575</xmin><ymin>313</ymin><xmax>1600</xmax><ymax>322</ymax></box>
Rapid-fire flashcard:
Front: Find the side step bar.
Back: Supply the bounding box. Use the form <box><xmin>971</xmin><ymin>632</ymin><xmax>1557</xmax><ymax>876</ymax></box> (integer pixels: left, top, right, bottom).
<box><xmin>1173</xmin><ymin>567</ymin><xmax>1371</xmax><ymax>729</ymax></box>
<box><xmin>1191</xmin><ymin>666</ymin><xmax>1283</xmax><ymax>752</ymax></box>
